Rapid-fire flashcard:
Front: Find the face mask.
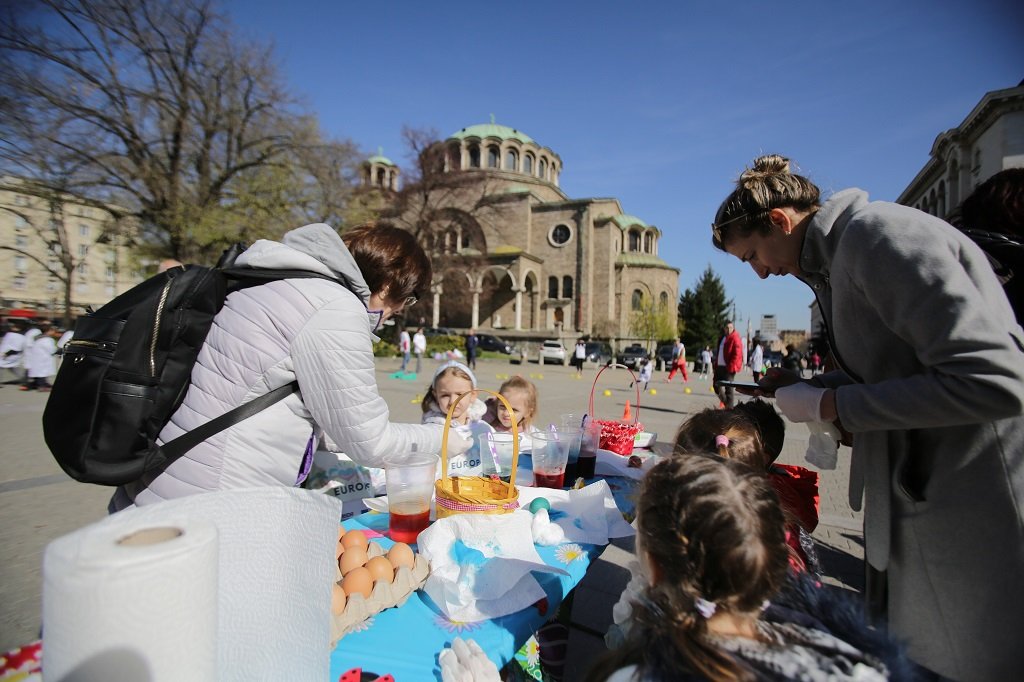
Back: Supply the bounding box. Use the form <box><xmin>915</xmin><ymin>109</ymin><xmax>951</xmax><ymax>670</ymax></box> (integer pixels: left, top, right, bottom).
<box><xmin>367</xmin><ymin>310</ymin><xmax>384</xmax><ymax>332</ymax></box>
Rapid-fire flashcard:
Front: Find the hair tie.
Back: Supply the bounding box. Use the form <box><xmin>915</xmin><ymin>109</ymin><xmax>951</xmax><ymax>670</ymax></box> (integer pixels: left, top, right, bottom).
<box><xmin>694</xmin><ymin>597</ymin><xmax>717</xmax><ymax>619</ymax></box>
<box><xmin>714</xmin><ymin>435</ymin><xmax>730</xmax><ymax>448</ymax></box>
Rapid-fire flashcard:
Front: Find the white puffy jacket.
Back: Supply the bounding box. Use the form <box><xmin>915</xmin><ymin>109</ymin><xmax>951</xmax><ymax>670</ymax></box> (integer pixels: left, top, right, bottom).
<box><xmin>113</xmin><ymin>224</ymin><xmax>443</xmax><ymax>509</ymax></box>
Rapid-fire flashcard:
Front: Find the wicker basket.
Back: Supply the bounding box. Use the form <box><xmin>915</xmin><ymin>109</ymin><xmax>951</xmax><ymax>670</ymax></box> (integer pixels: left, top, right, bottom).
<box><xmin>435</xmin><ymin>388</ymin><xmax>520</xmax><ymax>518</ymax></box>
<box><xmin>588</xmin><ymin>363</ymin><xmax>644</xmax><ymax>456</ymax></box>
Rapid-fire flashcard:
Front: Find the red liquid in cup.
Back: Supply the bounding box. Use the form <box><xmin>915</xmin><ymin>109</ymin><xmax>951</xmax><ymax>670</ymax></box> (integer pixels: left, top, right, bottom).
<box><xmin>534</xmin><ymin>471</ymin><xmax>565</xmax><ymax>488</ymax></box>
<box><xmin>389</xmin><ymin>506</ymin><xmax>431</xmax><ymax>544</ymax></box>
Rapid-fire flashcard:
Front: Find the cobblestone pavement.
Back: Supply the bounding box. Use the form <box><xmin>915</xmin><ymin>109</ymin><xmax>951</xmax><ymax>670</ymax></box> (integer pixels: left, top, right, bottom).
<box><xmin>0</xmin><ymin>359</ymin><xmax>864</xmax><ymax>672</ymax></box>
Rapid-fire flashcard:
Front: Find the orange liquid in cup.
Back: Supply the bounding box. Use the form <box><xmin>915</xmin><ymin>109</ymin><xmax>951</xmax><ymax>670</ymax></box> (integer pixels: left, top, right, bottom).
<box><xmin>389</xmin><ymin>504</ymin><xmax>431</xmax><ymax>544</ymax></box>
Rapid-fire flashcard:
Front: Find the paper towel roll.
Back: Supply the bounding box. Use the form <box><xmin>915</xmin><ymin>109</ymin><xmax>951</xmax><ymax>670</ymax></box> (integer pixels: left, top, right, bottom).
<box><xmin>43</xmin><ymin>519</ymin><xmax>219</xmax><ymax>681</ymax></box>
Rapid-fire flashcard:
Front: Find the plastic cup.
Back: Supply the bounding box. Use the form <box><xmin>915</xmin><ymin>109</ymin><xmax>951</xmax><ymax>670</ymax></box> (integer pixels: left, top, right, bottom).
<box><xmin>480</xmin><ymin>432</ymin><xmax>516</xmax><ymax>481</ymax></box>
<box><xmin>531</xmin><ymin>431</ymin><xmax>571</xmax><ymax>488</ymax></box>
<box><xmin>383</xmin><ymin>453</ymin><xmax>438</xmax><ymax>544</ymax></box>
<box><xmin>560</xmin><ymin>413</ymin><xmax>582</xmax><ymax>428</ymax></box>
<box><xmin>578</xmin><ymin>422</ymin><xmax>601</xmax><ymax>479</ymax></box>
<box><xmin>558</xmin><ymin>426</ymin><xmax>583</xmax><ymax>483</ymax></box>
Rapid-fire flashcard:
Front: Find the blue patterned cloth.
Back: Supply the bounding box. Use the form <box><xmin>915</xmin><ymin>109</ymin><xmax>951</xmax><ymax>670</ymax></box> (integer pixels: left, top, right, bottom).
<box><xmin>329</xmin><ymin>511</ymin><xmax>601</xmax><ymax>680</ymax></box>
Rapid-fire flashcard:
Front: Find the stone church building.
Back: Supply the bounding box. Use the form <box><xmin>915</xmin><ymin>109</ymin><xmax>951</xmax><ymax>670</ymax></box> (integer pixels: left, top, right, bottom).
<box><xmin>362</xmin><ymin>122</ymin><xmax>679</xmax><ymax>339</ymax></box>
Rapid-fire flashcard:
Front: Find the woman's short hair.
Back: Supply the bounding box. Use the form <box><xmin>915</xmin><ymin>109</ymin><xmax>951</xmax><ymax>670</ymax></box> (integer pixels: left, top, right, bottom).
<box><xmin>342</xmin><ymin>222</ymin><xmax>431</xmax><ymax>302</ymax></box>
<box><xmin>712</xmin><ymin>154</ymin><xmax>821</xmax><ymax>250</ymax></box>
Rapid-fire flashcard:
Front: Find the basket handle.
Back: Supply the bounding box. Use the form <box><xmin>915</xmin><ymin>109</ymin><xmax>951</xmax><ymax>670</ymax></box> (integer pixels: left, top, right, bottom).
<box><xmin>587</xmin><ymin>363</ymin><xmax>641</xmax><ymax>424</ymax></box>
<box><xmin>440</xmin><ymin>388</ymin><xmax>519</xmax><ymax>485</ymax></box>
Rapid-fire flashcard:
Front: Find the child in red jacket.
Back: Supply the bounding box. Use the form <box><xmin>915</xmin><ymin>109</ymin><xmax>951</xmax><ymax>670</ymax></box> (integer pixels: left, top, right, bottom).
<box><xmin>675</xmin><ymin>400</ymin><xmax>820</xmax><ymax>573</ymax></box>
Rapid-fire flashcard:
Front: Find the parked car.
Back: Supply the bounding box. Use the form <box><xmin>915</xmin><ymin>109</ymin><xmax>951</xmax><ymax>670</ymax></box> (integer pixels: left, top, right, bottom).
<box><xmin>584</xmin><ymin>341</ymin><xmax>613</xmax><ymax>366</ymax></box>
<box><xmin>654</xmin><ymin>343</ymin><xmax>676</xmax><ymax>371</ymax></box>
<box><xmin>539</xmin><ymin>340</ymin><xmax>568</xmax><ymax>365</ymax></box>
<box><xmin>475</xmin><ymin>333</ymin><xmax>514</xmax><ymax>354</ymax></box>
<box><xmin>616</xmin><ymin>343</ymin><xmax>650</xmax><ymax>369</ymax></box>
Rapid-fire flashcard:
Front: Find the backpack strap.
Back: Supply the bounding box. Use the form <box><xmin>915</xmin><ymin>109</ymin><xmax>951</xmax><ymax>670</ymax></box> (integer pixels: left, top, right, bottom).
<box><xmin>159</xmin><ymin>381</ymin><xmax>299</xmax><ymax>460</ymax></box>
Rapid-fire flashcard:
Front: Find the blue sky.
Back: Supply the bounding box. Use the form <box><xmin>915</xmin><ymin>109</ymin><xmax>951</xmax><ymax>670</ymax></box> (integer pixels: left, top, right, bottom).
<box><xmin>224</xmin><ymin>0</ymin><xmax>1022</xmax><ymax>331</ymax></box>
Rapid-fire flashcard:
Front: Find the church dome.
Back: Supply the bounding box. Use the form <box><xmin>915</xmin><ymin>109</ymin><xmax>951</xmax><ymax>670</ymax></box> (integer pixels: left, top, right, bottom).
<box><xmin>450</xmin><ymin>123</ymin><xmax>535</xmax><ymax>145</ymax></box>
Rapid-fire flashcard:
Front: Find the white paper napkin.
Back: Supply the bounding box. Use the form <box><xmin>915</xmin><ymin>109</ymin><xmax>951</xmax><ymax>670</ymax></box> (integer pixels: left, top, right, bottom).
<box><xmin>417</xmin><ymin>512</ymin><xmax>568</xmax><ymax>622</ymax></box>
<box><xmin>518</xmin><ymin>480</ymin><xmax>635</xmax><ymax>544</ymax></box>
<box><xmin>594</xmin><ymin>448</ymin><xmax>660</xmax><ymax>481</ymax></box>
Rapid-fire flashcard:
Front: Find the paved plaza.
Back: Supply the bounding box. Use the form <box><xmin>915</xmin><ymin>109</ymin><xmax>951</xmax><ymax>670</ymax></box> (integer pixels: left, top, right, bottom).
<box><xmin>0</xmin><ymin>357</ymin><xmax>864</xmax><ymax>673</ymax></box>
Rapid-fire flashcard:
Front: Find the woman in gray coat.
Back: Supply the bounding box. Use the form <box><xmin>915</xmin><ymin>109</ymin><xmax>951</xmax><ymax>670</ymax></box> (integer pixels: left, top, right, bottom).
<box><xmin>711</xmin><ymin>154</ymin><xmax>1024</xmax><ymax>681</ymax></box>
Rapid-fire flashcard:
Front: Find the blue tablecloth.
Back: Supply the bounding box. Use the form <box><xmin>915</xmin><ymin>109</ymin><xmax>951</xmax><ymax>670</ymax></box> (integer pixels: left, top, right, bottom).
<box><xmin>329</xmin><ymin>511</ymin><xmax>603</xmax><ymax>680</ymax></box>
<box><xmin>328</xmin><ymin>451</ymin><xmax>650</xmax><ymax>680</ymax></box>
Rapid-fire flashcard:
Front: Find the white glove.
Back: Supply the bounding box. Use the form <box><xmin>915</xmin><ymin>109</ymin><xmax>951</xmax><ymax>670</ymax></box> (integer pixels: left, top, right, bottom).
<box><xmin>445</xmin><ymin>429</ymin><xmax>472</xmax><ymax>456</ymax></box>
<box><xmin>774</xmin><ymin>383</ymin><xmax>827</xmax><ymax>423</ymax></box>
<box><xmin>439</xmin><ymin>637</ymin><xmax>500</xmax><ymax>682</ymax></box>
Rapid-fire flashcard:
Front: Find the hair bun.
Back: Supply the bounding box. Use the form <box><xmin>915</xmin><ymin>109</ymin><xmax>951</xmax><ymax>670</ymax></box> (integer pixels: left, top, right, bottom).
<box><xmin>739</xmin><ymin>154</ymin><xmax>792</xmax><ymax>186</ymax></box>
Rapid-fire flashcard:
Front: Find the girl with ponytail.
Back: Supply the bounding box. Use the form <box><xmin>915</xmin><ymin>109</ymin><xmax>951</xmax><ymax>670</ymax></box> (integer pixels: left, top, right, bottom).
<box><xmin>588</xmin><ymin>455</ymin><xmax>889</xmax><ymax>681</ymax></box>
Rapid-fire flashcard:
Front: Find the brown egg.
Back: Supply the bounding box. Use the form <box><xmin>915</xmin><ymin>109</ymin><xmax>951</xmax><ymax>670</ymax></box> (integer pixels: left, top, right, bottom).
<box><xmin>341</xmin><ymin>529</ymin><xmax>369</xmax><ymax>551</ymax></box>
<box><xmin>335</xmin><ymin>541</ymin><xmax>345</xmax><ymax>560</ymax></box>
<box><xmin>341</xmin><ymin>566</ymin><xmax>373</xmax><ymax>599</ymax></box>
<box><xmin>339</xmin><ymin>546</ymin><xmax>368</xmax><ymax>575</ymax></box>
<box><xmin>365</xmin><ymin>555</ymin><xmax>395</xmax><ymax>584</ymax></box>
<box><xmin>387</xmin><ymin>542</ymin><xmax>415</xmax><ymax>571</ymax></box>
<box><xmin>331</xmin><ymin>583</ymin><xmax>347</xmax><ymax>615</ymax></box>
<box><xmin>338</xmin><ymin>526</ymin><xmax>346</xmax><ymax>541</ymax></box>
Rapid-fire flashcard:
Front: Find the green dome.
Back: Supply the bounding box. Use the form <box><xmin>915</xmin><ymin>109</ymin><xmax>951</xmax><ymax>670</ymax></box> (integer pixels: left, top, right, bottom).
<box><xmin>366</xmin><ymin>154</ymin><xmax>396</xmax><ymax>166</ymax></box>
<box><xmin>609</xmin><ymin>214</ymin><xmax>649</xmax><ymax>230</ymax></box>
<box><xmin>450</xmin><ymin>123</ymin><xmax>535</xmax><ymax>145</ymax></box>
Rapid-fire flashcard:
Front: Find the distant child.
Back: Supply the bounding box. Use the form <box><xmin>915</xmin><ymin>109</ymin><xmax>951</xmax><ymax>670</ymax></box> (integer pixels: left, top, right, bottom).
<box><xmin>593</xmin><ymin>456</ymin><xmax>895</xmax><ymax>681</ymax></box>
<box><xmin>675</xmin><ymin>403</ymin><xmax>819</xmax><ymax>573</ymax></box>
<box><xmin>630</xmin><ymin>359</ymin><xmax>653</xmax><ymax>391</ymax></box>
<box><xmin>486</xmin><ymin>375</ymin><xmax>541</xmax><ymax>449</ymax></box>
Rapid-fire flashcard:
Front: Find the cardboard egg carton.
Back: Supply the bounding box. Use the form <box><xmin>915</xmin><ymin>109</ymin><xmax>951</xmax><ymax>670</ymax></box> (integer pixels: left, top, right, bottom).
<box><xmin>331</xmin><ymin>540</ymin><xmax>430</xmax><ymax>644</ymax></box>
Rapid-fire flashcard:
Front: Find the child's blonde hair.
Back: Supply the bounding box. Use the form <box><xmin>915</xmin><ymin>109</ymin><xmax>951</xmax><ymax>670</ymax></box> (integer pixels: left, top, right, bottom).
<box><xmin>495</xmin><ymin>375</ymin><xmax>538</xmax><ymax>426</ymax></box>
<box><xmin>422</xmin><ymin>361</ymin><xmax>476</xmax><ymax>414</ymax></box>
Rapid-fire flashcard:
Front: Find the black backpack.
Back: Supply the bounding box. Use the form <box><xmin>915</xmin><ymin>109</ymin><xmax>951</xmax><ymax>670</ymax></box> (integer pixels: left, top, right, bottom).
<box><xmin>43</xmin><ymin>249</ymin><xmax>341</xmax><ymax>485</ymax></box>
<box><xmin>962</xmin><ymin>228</ymin><xmax>1024</xmax><ymax>322</ymax></box>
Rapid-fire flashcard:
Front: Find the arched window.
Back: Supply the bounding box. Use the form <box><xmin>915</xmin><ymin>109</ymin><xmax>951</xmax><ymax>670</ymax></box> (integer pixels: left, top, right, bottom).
<box><xmin>375</xmin><ymin>168</ymin><xmax>385</xmax><ymax>185</ymax></box>
<box><xmin>928</xmin><ymin>188</ymin><xmax>937</xmax><ymax>216</ymax></box>
<box><xmin>629</xmin><ymin>230</ymin><xmax>641</xmax><ymax>252</ymax></box>
<box><xmin>523</xmin><ymin>154</ymin><xmax>534</xmax><ymax>174</ymax></box>
<box><xmin>539</xmin><ymin>159</ymin><xmax>547</xmax><ymax>179</ymax></box>
<box><xmin>461</xmin><ymin>232</ymin><xmax>470</xmax><ymax>249</ymax></box>
<box><xmin>631</xmin><ymin>289</ymin><xmax>644</xmax><ymax>311</ymax></box>
<box><xmin>937</xmin><ymin>181</ymin><xmax>946</xmax><ymax>219</ymax></box>
<box><xmin>448</xmin><ymin>145</ymin><xmax>461</xmax><ymax>171</ymax></box>
<box><xmin>659</xmin><ymin>292</ymin><xmax>669</xmax><ymax>308</ymax></box>
<box><xmin>487</xmin><ymin>146</ymin><xmax>500</xmax><ymax>168</ymax></box>
<box><xmin>548</xmin><ymin>276</ymin><xmax>559</xmax><ymax>299</ymax></box>
<box><xmin>643</xmin><ymin>233</ymin><xmax>653</xmax><ymax>253</ymax></box>
<box><xmin>562</xmin><ymin>276</ymin><xmax>573</xmax><ymax>299</ymax></box>
<box><xmin>505</xmin><ymin>150</ymin><xmax>518</xmax><ymax>171</ymax></box>
<box><xmin>948</xmin><ymin>158</ymin><xmax>960</xmax><ymax>207</ymax></box>
<box><xmin>469</xmin><ymin>145</ymin><xmax>481</xmax><ymax>168</ymax></box>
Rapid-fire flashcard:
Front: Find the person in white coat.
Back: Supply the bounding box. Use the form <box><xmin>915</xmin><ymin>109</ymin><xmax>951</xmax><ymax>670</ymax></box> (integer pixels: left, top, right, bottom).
<box><xmin>111</xmin><ymin>222</ymin><xmax>469</xmax><ymax>511</ymax></box>
<box><xmin>412</xmin><ymin>327</ymin><xmax>427</xmax><ymax>374</ymax></box>
<box><xmin>0</xmin><ymin>321</ymin><xmax>27</xmax><ymax>385</ymax></box>
<box><xmin>21</xmin><ymin>323</ymin><xmax>57</xmax><ymax>391</ymax></box>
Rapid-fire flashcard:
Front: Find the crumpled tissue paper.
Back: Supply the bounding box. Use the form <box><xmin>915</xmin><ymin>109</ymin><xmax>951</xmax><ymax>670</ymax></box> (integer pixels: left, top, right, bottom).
<box><xmin>417</xmin><ymin>512</ymin><xmax>568</xmax><ymax>622</ymax></box>
<box><xmin>518</xmin><ymin>480</ymin><xmax>636</xmax><ymax>544</ymax></box>
<box><xmin>805</xmin><ymin>421</ymin><xmax>841</xmax><ymax>470</ymax></box>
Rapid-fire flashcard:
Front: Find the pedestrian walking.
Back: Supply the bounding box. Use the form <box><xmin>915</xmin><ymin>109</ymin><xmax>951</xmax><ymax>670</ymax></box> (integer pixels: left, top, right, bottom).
<box><xmin>412</xmin><ymin>327</ymin><xmax>427</xmax><ymax>374</ymax></box>
<box><xmin>399</xmin><ymin>328</ymin><xmax>411</xmax><ymax>373</ymax></box>
<box><xmin>0</xmin><ymin>320</ymin><xmax>27</xmax><ymax>385</ymax></box>
<box><xmin>664</xmin><ymin>338</ymin><xmax>688</xmax><ymax>382</ymax></box>
<box><xmin>573</xmin><ymin>339</ymin><xmax>587</xmax><ymax>377</ymax></box>
<box><xmin>21</xmin><ymin>322</ymin><xmax>57</xmax><ymax>391</ymax></box>
<box><xmin>713</xmin><ymin>322</ymin><xmax>743</xmax><ymax>408</ymax></box>
<box><xmin>464</xmin><ymin>328</ymin><xmax>479</xmax><ymax>370</ymax></box>
<box><xmin>699</xmin><ymin>346</ymin><xmax>712</xmax><ymax>379</ymax></box>
<box><xmin>749</xmin><ymin>337</ymin><xmax>765</xmax><ymax>383</ymax></box>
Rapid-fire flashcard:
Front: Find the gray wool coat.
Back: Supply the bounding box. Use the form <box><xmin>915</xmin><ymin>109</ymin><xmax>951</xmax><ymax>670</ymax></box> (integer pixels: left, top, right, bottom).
<box><xmin>799</xmin><ymin>189</ymin><xmax>1024</xmax><ymax>681</ymax></box>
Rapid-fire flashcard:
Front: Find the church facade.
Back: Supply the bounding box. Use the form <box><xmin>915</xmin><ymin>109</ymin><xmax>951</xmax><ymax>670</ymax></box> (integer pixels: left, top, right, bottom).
<box><xmin>363</xmin><ymin>122</ymin><xmax>679</xmax><ymax>339</ymax></box>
